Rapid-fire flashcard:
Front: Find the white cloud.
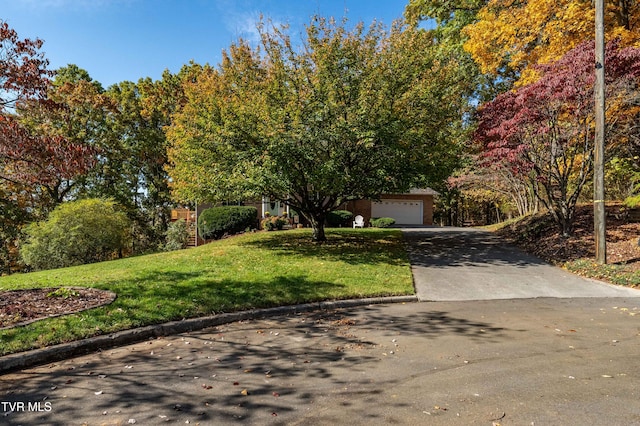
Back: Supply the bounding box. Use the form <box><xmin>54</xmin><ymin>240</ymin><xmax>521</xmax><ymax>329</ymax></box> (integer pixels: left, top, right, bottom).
<box><xmin>214</xmin><ymin>0</ymin><xmax>287</xmax><ymax>46</ymax></box>
<box><xmin>231</xmin><ymin>11</ymin><xmax>264</xmax><ymax>44</ymax></box>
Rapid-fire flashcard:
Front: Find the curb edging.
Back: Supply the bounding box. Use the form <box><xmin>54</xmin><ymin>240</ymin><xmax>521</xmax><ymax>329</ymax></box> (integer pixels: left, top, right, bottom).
<box><xmin>0</xmin><ymin>295</ymin><xmax>417</xmax><ymax>375</ymax></box>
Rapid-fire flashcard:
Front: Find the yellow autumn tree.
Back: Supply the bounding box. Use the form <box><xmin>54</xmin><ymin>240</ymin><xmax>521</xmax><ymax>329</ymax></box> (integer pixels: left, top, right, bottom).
<box><xmin>463</xmin><ymin>0</ymin><xmax>640</xmax><ymax>85</ymax></box>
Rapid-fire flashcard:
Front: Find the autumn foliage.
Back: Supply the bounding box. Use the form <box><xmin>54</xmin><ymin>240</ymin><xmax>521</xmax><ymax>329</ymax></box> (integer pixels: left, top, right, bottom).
<box><xmin>475</xmin><ymin>40</ymin><xmax>640</xmax><ymax>235</ymax></box>
<box><xmin>1</xmin><ymin>21</ymin><xmax>96</xmax><ymax>204</ymax></box>
<box><xmin>463</xmin><ymin>0</ymin><xmax>640</xmax><ymax>86</ymax></box>
<box><xmin>0</xmin><ymin>21</ymin><xmax>51</xmax><ymax>108</ymax></box>
<box><xmin>0</xmin><ymin>115</ymin><xmax>95</xmax><ymax>194</ymax></box>
<box><xmin>1</xmin><ymin>21</ymin><xmax>99</xmax><ymax>272</ymax></box>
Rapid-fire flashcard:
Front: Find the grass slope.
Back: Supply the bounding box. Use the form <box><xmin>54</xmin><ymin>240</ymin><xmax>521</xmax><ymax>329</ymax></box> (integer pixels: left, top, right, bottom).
<box><xmin>0</xmin><ymin>229</ymin><xmax>413</xmax><ymax>355</ymax></box>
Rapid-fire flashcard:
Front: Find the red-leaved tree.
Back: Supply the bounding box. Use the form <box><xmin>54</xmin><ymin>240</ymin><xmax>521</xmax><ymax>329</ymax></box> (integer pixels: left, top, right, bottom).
<box><xmin>0</xmin><ymin>21</ymin><xmax>50</xmax><ymax>108</ymax></box>
<box><xmin>475</xmin><ymin>39</ymin><xmax>640</xmax><ymax>236</ymax></box>
<box><xmin>1</xmin><ymin>20</ymin><xmax>95</xmax><ymax>209</ymax></box>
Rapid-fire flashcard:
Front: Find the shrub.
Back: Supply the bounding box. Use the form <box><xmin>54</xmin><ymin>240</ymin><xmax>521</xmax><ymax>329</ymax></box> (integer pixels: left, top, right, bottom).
<box><xmin>624</xmin><ymin>194</ymin><xmax>640</xmax><ymax>209</ymax></box>
<box><xmin>163</xmin><ymin>219</ymin><xmax>191</xmax><ymax>251</ymax></box>
<box><xmin>261</xmin><ymin>215</ymin><xmax>288</xmax><ymax>231</ymax></box>
<box><xmin>21</xmin><ymin>199</ymin><xmax>131</xmax><ymax>271</ymax></box>
<box><xmin>327</xmin><ymin>210</ymin><xmax>353</xmax><ymax>227</ymax></box>
<box><xmin>198</xmin><ymin>206</ymin><xmax>258</xmax><ymax>240</ymax></box>
<box><xmin>370</xmin><ymin>217</ymin><xmax>396</xmax><ymax>228</ymax></box>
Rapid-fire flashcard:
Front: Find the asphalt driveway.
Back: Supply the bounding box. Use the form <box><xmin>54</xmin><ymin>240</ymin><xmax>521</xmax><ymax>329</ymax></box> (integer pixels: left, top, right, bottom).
<box><xmin>403</xmin><ymin>227</ymin><xmax>640</xmax><ymax>301</ymax></box>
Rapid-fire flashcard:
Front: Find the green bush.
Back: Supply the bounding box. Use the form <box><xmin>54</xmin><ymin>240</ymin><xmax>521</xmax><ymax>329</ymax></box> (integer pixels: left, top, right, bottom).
<box><xmin>21</xmin><ymin>199</ymin><xmax>131</xmax><ymax>271</ymax></box>
<box><xmin>327</xmin><ymin>210</ymin><xmax>353</xmax><ymax>227</ymax></box>
<box><xmin>163</xmin><ymin>219</ymin><xmax>191</xmax><ymax>251</ymax></box>
<box><xmin>198</xmin><ymin>206</ymin><xmax>258</xmax><ymax>240</ymax></box>
<box><xmin>370</xmin><ymin>217</ymin><xmax>396</xmax><ymax>228</ymax></box>
<box><xmin>624</xmin><ymin>195</ymin><xmax>640</xmax><ymax>209</ymax></box>
<box><xmin>261</xmin><ymin>216</ymin><xmax>288</xmax><ymax>231</ymax></box>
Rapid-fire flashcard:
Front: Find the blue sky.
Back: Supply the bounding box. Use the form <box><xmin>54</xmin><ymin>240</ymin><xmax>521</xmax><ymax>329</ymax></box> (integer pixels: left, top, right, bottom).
<box><xmin>2</xmin><ymin>0</ymin><xmax>409</xmax><ymax>88</ymax></box>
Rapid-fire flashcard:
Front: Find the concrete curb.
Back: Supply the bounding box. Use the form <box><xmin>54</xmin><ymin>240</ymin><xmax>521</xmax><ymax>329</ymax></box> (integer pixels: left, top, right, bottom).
<box><xmin>0</xmin><ymin>295</ymin><xmax>417</xmax><ymax>375</ymax></box>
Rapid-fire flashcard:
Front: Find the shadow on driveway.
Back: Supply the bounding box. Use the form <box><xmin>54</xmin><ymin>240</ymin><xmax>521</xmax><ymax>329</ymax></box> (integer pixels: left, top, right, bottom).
<box><xmin>402</xmin><ymin>227</ymin><xmax>640</xmax><ymax>301</ymax></box>
<box><xmin>0</xmin><ymin>304</ymin><xmax>506</xmax><ymax>425</ymax></box>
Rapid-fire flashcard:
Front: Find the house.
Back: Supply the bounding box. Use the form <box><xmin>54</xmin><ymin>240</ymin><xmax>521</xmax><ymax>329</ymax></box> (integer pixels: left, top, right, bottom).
<box><xmin>171</xmin><ymin>189</ymin><xmax>437</xmax><ymax>246</ymax></box>
<box><xmin>341</xmin><ymin>188</ymin><xmax>438</xmax><ymax>226</ymax></box>
<box><xmin>256</xmin><ymin>189</ymin><xmax>439</xmax><ymax>226</ymax></box>
<box><xmin>171</xmin><ymin>197</ymin><xmax>291</xmax><ymax>246</ymax></box>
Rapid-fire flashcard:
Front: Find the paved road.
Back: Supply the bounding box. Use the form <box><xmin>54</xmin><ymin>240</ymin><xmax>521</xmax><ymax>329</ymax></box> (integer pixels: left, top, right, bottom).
<box><xmin>1</xmin><ymin>227</ymin><xmax>640</xmax><ymax>425</ymax></box>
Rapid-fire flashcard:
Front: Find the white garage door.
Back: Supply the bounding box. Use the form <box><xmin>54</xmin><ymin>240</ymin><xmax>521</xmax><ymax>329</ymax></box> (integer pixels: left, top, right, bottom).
<box><xmin>371</xmin><ymin>200</ymin><xmax>423</xmax><ymax>225</ymax></box>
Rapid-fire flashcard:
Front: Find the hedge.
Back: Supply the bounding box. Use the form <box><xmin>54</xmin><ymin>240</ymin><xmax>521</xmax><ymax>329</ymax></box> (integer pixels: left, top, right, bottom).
<box><xmin>370</xmin><ymin>217</ymin><xmax>396</xmax><ymax>228</ymax></box>
<box><xmin>198</xmin><ymin>206</ymin><xmax>258</xmax><ymax>240</ymax></box>
<box><xmin>327</xmin><ymin>210</ymin><xmax>353</xmax><ymax>227</ymax></box>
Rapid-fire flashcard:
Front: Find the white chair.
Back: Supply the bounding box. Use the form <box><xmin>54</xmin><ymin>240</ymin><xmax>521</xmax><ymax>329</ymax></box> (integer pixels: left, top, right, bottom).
<box><xmin>353</xmin><ymin>215</ymin><xmax>365</xmax><ymax>228</ymax></box>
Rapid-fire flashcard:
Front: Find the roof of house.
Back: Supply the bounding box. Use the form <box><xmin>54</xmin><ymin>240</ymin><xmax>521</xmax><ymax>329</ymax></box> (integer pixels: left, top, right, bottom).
<box><xmin>408</xmin><ymin>188</ymin><xmax>440</xmax><ymax>195</ymax></box>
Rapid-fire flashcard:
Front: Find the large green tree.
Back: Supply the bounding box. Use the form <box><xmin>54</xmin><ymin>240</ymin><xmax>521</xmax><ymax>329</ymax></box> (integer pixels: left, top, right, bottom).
<box><xmin>404</xmin><ymin>0</ymin><xmax>504</xmax><ymax>100</ymax></box>
<box><xmin>102</xmin><ymin>64</ymin><xmax>206</xmax><ymax>249</ymax></box>
<box><xmin>100</xmin><ymin>77</ymin><xmax>174</xmax><ymax>249</ymax></box>
<box><xmin>18</xmin><ymin>64</ymin><xmax>107</xmax><ymax>208</ymax></box>
<box><xmin>36</xmin><ymin>65</ymin><xmax>199</xmax><ymax>252</ymax></box>
<box><xmin>167</xmin><ymin>18</ymin><xmax>465</xmax><ymax>241</ymax></box>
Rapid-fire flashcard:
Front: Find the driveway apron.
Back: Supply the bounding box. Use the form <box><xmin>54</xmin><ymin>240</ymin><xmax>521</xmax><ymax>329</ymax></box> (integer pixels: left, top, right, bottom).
<box><xmin>403</xmin><ymin>227</ymin><xmax>640</xmax><ymax>301</ymax></box>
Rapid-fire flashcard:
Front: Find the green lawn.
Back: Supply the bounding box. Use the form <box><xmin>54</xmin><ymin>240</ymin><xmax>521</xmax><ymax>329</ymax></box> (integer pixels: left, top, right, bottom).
<box><xmin>0</xmin><ymin>228</ymin><xmax>413</xmax><ymax>356</ymax></box>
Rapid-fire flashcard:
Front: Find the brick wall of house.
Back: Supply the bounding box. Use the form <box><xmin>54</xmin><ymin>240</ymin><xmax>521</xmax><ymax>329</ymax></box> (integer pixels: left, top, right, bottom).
<box><xmin>343</xmin><ymin>200</ymin><xmax>372</xmax><ymax>225</ymax></box>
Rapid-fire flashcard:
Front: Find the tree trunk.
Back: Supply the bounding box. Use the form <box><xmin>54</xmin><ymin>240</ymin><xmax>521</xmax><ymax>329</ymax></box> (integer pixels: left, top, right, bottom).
<box><xmin>552</xmin><ymin>205</ymin><xmax>574</xmax><ymax>237</ymax></box>
<box><xmin>311</xmin><ymin>222</ymin><xmax>326</xmax><ymax>242</ymax></box>
<box><xmin>307</xmin><ymin>213</ymin><xmax>327</xmax><ymax>242</ymax></box>
<box><xmin>559</xmin><ymin>216</ymin><xmax>573</xmax><ymax>238</ymax></box>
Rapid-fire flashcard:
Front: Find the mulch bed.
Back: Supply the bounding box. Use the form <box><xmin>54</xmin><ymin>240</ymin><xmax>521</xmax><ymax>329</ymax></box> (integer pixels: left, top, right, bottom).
<box><xmin>0</xmin><ymin>287</ymin><xmax>116</xmax><ymax>329</ymax></box>
<box><xmin>496</xmin><ymin>204</ymin><xmax>640</xmax><ymax>269</ymax></box>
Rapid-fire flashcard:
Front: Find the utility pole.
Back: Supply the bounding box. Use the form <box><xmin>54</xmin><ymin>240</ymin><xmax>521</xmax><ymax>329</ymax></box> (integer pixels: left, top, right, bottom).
<box><xmin>594</xmin><ymin>0</ymin><xmax>607</xmax><ymax>264</ymax></box>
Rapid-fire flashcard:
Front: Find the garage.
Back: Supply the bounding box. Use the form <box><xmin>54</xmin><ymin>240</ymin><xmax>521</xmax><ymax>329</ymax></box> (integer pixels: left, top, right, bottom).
<box><xmin>371</xmin><ymin>199</ymin><xmax>423</xmax><ymax>225</ymax></box>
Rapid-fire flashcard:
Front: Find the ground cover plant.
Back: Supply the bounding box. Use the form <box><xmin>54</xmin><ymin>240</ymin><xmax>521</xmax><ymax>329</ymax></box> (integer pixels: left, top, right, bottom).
<box><xmin>0</xmin><ymin>228</ymin><xmax>413</xmax><ymax>356</ymax></box>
